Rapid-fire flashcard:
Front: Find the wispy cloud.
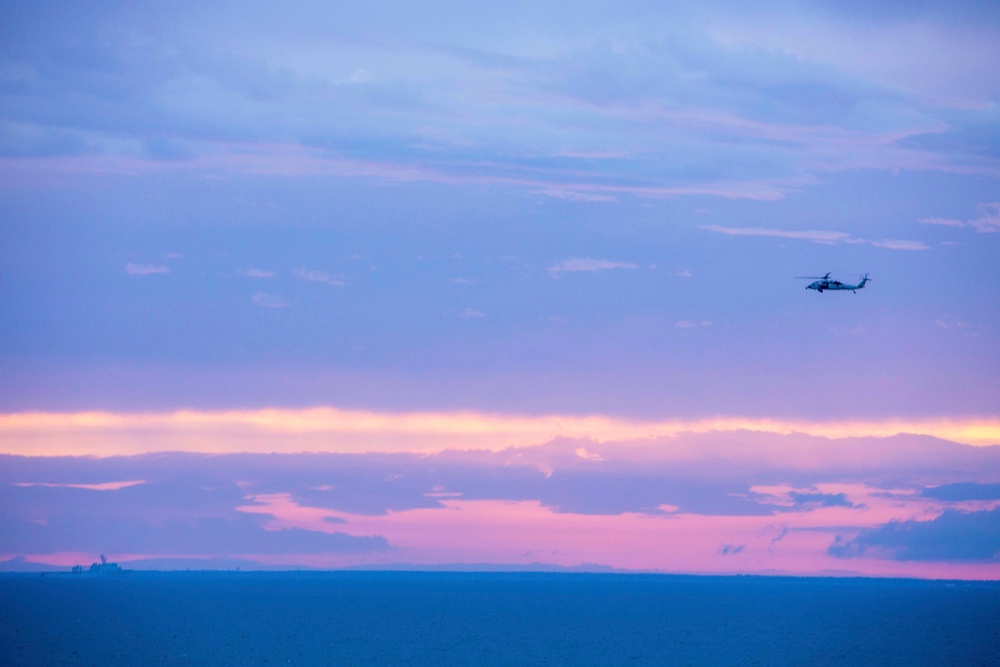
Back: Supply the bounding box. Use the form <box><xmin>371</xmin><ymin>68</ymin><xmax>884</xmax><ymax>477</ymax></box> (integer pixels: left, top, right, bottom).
<box><xmin>935</xmin><ymin>318</ymin><xmax>978</xmax><ymax>337</ymax></box>
<box><xmin>920</xmin><ymin>217</ymin><xmax>966</xmax><ymax>228</ymax></box>
<box><xmin>965</xmin><ymin>203</ymin><xmax>1000</xmax><ymax>233</ymax></box>
<box><xmin>701</xmin><ymin>225</ymin><xmax>851</xmax><ymax>244</ymax></box>
<box><xmin>14</xmin><ymin>480</ymin><xmax>146</xmax><ymax>491</ymax></box>
<box><xmin>935</xmin><ymin>318</ymin><xmax>970</xmax><ymax>331</ymax></box>
<box><xmin>920</xmin><ymin>203</ymin><xmax>1000</xmax><ymax>233</ymax></box>
<box><xmin>702</xmin><ymin>225</ymin><xmax>929</xmax><ymax>250</ymax></box>
<box><xmin>719</xmin><ymin>544</ymin><xmax>747</xmax><ymax>556</ymax></box>
<box><xmin>532</xmin><ymin>189</ymin><xmax>617</xmax><ymax>202</ymax></box>
<box><xmin>869</xmin><ymin>239</ymin><xmax>930</xmax><ymax>251</ymax></box>
<box><xmin>294</xmin><ymin>268</ymin><xmax>346</xmax><ymax>286</ymax></box>
<box><xmin>125</xmin><ymin>263</ymin><xmax>170</xmax><ymax>275</ymax></box>
<box><xmin>251</xmin><ymin>292</ymin><xmax>285</xmax><ymax>308</ymax></box>
<box><xmin>334</xmin><ymin>68</ymin><xmax>373</xmax><ymax>86</ymax></box>
<box><xmin>242</xmin><ymin>268</ymin><xmax>276</xmax><ymax>278</ymax></box>
<box><xmin>548</xmin><ymin>258</ymin><xmax>639</xmax><ymax>278</ymax></box>
<box><xmin>458</xmin><ymin>308</ymin><xmax>485</xmax><ymax>319</ymax></box>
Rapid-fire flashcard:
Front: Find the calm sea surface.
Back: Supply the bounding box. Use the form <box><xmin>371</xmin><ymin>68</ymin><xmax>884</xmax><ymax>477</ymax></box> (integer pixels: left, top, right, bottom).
<box><xmin>1</xmin><ymin>571</ymin><xmax>998</xmax><ymax>666</ymax></box>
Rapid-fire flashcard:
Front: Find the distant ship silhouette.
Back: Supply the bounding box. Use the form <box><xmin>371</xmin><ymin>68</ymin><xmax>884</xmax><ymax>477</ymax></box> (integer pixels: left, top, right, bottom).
<box><xmin>72</xmin><ymin>554</ymin><xmax>124</xmax><ymax>575</ymax></box>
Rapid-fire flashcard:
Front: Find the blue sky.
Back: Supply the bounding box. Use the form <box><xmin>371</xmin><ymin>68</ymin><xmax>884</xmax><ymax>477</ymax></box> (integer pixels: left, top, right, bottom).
<box><xmin>1</xmin><ymin>1</ymin><xmax>998</xmax><ymax>575</ymax></box>
<box><xmin>2</xmin><ymin>0</ymin><xmax>998</xmax><ymax>418</ymax></box>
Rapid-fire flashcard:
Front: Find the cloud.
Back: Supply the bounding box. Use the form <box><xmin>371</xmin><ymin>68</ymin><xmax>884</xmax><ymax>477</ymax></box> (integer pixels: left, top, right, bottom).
<box><xmin>769</xmin><ymin>525</ymin><xmax>789</xmax><ymax>545</ymax></box>
<box><xmin>252</xmin><ymin>292</ymin><xmax>285</xmax><ymax>308</ymax></box>
<box><xmin>0</xmin><ymin>480</ymin><xmax>388</xmax><ymax>556</ymax></box>
<box><xmin>869</xmin><ymin>239</ymin><xmax>930</xmax><ymax>251</ymax></box>
<box><xmin>935</xmin><ymin>318</ymin><xmax>972</xmax><ymax>331</ymax></box>
<box><xmin>335</xmin><ymin>68</ymin><xmax>373</xmax><ymax>86</ymax></box>
<box><xmin>548</xmin><ymin>258</ymin><xmax>639</xmax><ymax>278</ymax></box>
<box><xmin>788</xmin><ymin>491</ymin><xmax>855</xmax><ymax>509</ymax></box>
<box><xmin>125</xmin><ymin>263</ymin><xmax>170</xmax><ymax>275</ymax></box>
<box><xmin>919</xmin><ymin>217</ymin><xmax>966</xmax><ymax>228</ymax></box>
<box><xmin>829</xmin><ymin>509</ymin><xmax>1000</xmax><ymax>562</ymax></box>
<box><xmin>458</xmin><ymin>308</ymin><xmax>485</xmax><ymax>319</ymax></box>
<box><xmin>701</xmin><ymin>225</ymin><xmax>851</xmax><ymax>245</ymax></box>
<box><xmin>707</xmin><ymin>4</ymin><xmax>1000</xmax><ymax>109</ymax></box>
<box><xmin>242</xmin><ymin>268</ymin><xmax>276</xmax><ymax>278</ymax></box>
<box><xmin>520</xmin><ymin>464</ymin><xmax>771</xmax><ymax>517</ymax></box>
<box><xmin>922</xmin><ymin>483</ymin><xmax>1000</xmax><ymax>501</ymax></box>
<box><xmin>3</xmin><ymin>431</ymin><xmax>1000</xmax><ymax>574</ymax></box>
<box><xmin>1</xmin><ymin>1</ymin><xmax>997</xmax><ymax>212</ymax></box>
<box><xmin>702</xmin><ymin>225</ymin><xmax>930</xmax><ymax>250</ymax></box>
<box><xmin>921</xmin><ymin>203</ymin><xmax>1000</xmax><ymax>233</ymax></box>
<box><xmin>968</xmin><ymin>204</ymin><xmax>1000</xmax><ymax>233</ymax></box>
<box><xmin>3</xmin><ymin>431</ymin><xmax>998</xmax><ymax>519</ymax></box>
<box><xmin>533</xmin><ymin>189</ymin><xmax>617</xmax><ymax>202</ymax></box>
<box><xmin>294</xmin><ymin>268</ymin><xmax>346</xmax><ymax>286</ymax></box>
<box><xmin>675</xmin><ymin>320</ymin><xmax>711</xmax><ymax>329</ymax></box>
<box><xmin>15</xmin><ymin>480</ymin><xmax>145</xmax><ymax>491</ymax></box>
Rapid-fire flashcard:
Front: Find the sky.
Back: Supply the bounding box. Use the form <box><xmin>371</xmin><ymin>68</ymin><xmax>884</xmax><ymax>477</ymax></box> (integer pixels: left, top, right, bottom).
<box><xmin>1</xmin><ymin>0</ymin><xmax>999</xmax><ymax>578</ymax></box>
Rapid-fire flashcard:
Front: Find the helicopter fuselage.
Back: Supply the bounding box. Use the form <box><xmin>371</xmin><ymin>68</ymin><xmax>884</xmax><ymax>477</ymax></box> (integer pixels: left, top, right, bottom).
<box><xmin>806</xmin><ymin>276</ymin><xmax>869</xmax><ymax>293</ymax></box>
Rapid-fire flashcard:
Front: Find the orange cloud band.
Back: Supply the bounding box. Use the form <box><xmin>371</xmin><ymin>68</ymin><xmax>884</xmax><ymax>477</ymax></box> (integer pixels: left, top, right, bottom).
<box><xmin>1</xmin><ymin>408</ymin><xmax>998</xmax><ymax>457</ymax></box>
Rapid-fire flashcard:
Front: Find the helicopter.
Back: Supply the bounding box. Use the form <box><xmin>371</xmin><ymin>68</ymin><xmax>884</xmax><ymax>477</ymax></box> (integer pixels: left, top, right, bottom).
<box><xmin>796</xmin><ymin>272</ymin><xmax>870</xmax><ymax>293</ymax></box>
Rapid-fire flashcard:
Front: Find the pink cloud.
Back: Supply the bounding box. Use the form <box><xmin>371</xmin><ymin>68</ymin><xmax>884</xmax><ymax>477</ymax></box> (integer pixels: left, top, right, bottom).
<box><xmin>237</xmin><ymin>491</ymin><xmax>1000</xmax><ymax>579</ymax></box>
<box><xmin>14</xmin><ymin>480</ymin><xmax>146</xmax><ymax>491</ymax></box>
<box><xmin>4</xmin><ymin>432</ymin><xmax>999</xmax><ymax>578</ymax></box>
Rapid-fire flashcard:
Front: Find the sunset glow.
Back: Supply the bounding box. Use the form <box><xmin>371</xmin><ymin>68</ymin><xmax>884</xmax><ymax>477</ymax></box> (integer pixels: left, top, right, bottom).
<box><xmin>3</xmin><ymin>408</ymin><xmax>999</xmax><ymax>456</ymax></box>
<box><xmin>1</xmin><ymin>1</ymin><xmax>997</xmax><ymax>579</ymax></box>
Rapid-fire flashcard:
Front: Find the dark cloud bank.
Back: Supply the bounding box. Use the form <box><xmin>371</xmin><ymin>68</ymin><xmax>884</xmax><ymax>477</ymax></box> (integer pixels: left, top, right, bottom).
<box><xmin>829</xmin><ymin>509</ymin><xmax>1000</xmax><ymax>562</ymax></box>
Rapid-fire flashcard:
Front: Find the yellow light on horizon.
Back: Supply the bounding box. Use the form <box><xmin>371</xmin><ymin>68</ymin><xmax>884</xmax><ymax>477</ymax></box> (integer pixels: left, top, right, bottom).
<box><xmin>0</xmin><ymin>408</ymin><xmax>997</xmax><ymax>457</ymax></box>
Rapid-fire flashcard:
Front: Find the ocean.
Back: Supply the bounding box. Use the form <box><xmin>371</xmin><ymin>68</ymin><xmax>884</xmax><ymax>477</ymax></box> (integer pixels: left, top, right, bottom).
<box><xmin>1</xmin><ymin>571</ymin><xmax>998</xmax><ymax>665</ymax></box>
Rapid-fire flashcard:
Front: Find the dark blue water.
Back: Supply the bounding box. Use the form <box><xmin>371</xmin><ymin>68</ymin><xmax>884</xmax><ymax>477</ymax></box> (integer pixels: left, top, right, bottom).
<box><xmin>1</xmin><ymin>572</ymin><xmax>998</xmax><ymax>665</ymax></box>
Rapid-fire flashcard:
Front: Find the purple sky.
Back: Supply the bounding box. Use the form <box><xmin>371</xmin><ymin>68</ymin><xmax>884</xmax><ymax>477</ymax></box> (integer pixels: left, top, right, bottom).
<box><xmin>1</xmin><ymin>0</ymin><xmax>998</xmax><ymax>576</ymax></box>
